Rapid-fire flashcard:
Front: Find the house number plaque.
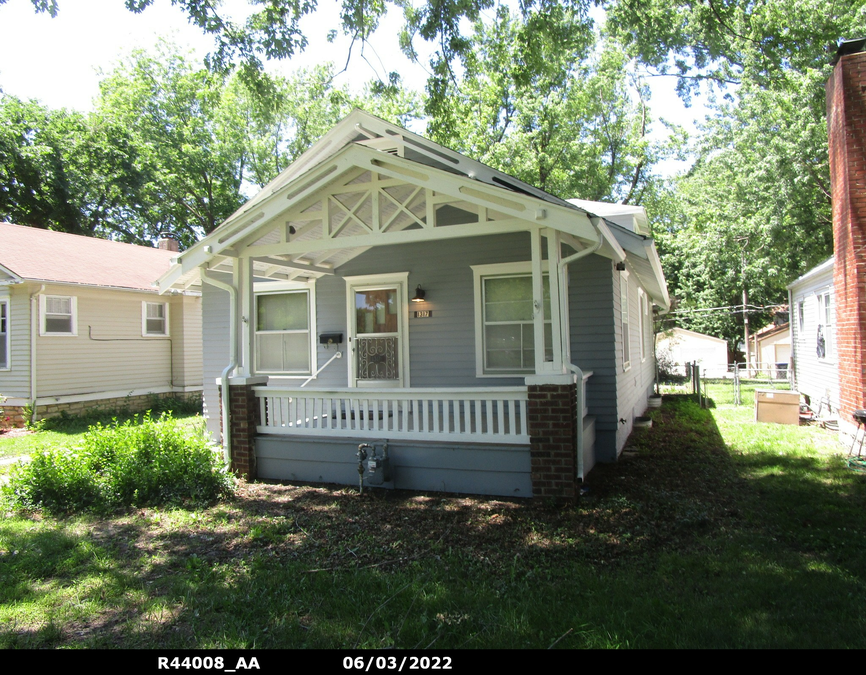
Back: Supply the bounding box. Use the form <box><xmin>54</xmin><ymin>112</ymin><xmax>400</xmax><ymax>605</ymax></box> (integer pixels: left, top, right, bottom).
<box><xmin>413</xmin><ymin>310</ymin><xmax>432</xmax><ymax>318</ymax></box>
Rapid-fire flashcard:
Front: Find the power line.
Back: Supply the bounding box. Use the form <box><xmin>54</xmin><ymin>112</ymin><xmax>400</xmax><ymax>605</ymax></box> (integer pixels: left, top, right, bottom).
<box><xmin>665</xmin><ymin>303</ymin><xmax>787</xmax><ymax>316</ymax></box>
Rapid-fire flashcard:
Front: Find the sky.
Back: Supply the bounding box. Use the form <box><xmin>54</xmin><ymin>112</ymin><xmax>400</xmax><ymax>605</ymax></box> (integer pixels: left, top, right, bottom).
<box><xmin>0</xmin><ymin>0</ymin><xmax>432</xmax><ymax>111</ymax></box>
<box><xmin>0</xmin><ymin>0</ymin><xmax>703</xmax><ymax>174</ymax></box>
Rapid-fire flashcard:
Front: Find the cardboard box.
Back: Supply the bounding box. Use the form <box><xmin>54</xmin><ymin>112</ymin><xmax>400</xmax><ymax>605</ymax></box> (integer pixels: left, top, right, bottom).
<box><xmin>755</xmin><ymin>389</ymin><xmax>800</xmax><ymax>425</ymax></box>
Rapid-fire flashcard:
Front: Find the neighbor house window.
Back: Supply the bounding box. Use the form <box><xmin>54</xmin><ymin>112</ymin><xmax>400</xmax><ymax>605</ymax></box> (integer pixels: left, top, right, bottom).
<box><xmin>621</xmin><ymin>273</ymin><xmax>630</xmax><ymax>370</ymax></box>
<box><xmin>472</xmin><ymin>262</ymin><xmax>552</xmax><ymax>376</ymax></box>
<box><xmin>0</xmin><ymin>299</ymin><xmax>8</xmax><ymax>368</ymax></box>
<box><xmin>816</xmin><ymin>290</ymin><xmax>834</xmax><ymax>360</ymax></box>
<box><xmin>40</xmin><ymin>295</ymin><xmax>76</xmax><ymax>335</ymax></box>
<box><xmin>255</xmin><ymin>289</ymin><xmax>312</xmax><ymax>374</ymax></box>
<box><xmin>142</xmin><ymin>301</ymin><xmax>169</xmax><ymax>336</ymax></box>
<box><xmin>797</xmin><ymin>300</ymin><xmax>805</xmax><ymax>339</ymax></box>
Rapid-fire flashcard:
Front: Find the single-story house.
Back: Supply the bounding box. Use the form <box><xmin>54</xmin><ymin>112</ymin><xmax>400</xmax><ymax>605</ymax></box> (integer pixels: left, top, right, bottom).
<box><xmin>0</xmin><ymin>223</ymin><xmax>203</xmax><ymax>425</ymax></box>
<box><xmin>788</xmin><ymin>258</ymin><xmax>839</xmax><ymax>415</ymax></box>
<box><xmin>655</xmin><ymin>327</ymin><xmax>729</xmax><ymax>378</ymax></box>
<box><xmin>752</xmin><ymin>320</ymin><xmax>791</xmax><ymax>380</ymax></box>
<box><xmin>156</xmin><ymin>110</ymin><xmax>670</xmax><ymax>500</ymax></box>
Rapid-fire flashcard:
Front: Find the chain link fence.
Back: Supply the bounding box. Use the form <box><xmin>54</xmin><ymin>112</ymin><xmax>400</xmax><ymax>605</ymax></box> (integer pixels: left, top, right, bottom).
<box><xmin>659</xmin><ymin>362</ymin><xmax>793</xmax><ymax>407</ymax></box>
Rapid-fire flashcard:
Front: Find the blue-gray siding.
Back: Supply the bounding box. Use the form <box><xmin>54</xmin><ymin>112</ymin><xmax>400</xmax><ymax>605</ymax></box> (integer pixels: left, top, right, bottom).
<box><xmin>568</xmin><ymin>255</ymin><xmax>617</xmax><ymax>463</ymax></box>
<box><xmin>200</xmin><ymin>232</ymin><xmax>656</xmax><ymax>478</ymax></box>
<box><xmin>256</xmin><ymin>435</ymin><xmax>532</xmax><ymax>497</ymax></box>
<box><xmin>311</xmin><ymin>232</ymin><xmax>532</xmax><ymax>388</ymax></box>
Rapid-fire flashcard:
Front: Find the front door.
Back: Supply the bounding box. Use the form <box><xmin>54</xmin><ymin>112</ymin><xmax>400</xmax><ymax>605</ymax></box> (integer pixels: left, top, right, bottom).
<box><xmin>346</xmin><ymin>274</ymin><xmax>409</xmax><ymax>387</ymax></box>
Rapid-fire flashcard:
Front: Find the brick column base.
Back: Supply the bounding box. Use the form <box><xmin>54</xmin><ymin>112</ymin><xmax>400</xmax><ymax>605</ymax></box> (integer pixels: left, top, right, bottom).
<box><xmin>218</xmin><ymin>376</ymin><xmax>267</xmax><ymax>479</ymax></box>
<box><xmin>527</xmin><ymin>380</ymin><xmax>577</xmax><ymax>501</ymax></box>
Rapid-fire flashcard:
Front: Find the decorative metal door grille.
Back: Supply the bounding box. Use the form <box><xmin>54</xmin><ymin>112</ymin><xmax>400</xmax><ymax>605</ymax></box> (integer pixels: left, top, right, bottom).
<box><xmin>357</xmin><ymin>337</ymin><xmax>399</xmax><ymax>380</ymax></box>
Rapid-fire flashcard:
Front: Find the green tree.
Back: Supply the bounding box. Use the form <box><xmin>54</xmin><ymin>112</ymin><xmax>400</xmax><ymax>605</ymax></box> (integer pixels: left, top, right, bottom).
<box><xmin>95</xmin><ymin>45</ymin><xmax>249</xmax><ymax>244</ymax></box>
<box><xmin>0</xmin><ymin>94</ymin><xmax>150</xmax><ymax>241</ymax></box>
<box><xmin>229</xmin><ymin>63</ymin><xmax>421</xmax><ymax>189</ymax></box>
<box><xmin>1</xmin><ymin>41</ymin><xmax>422</xmax><ymax>246</ymax></box>
<box><xmin>599</xmin><ymin>0</ymin><xmax>862</xmax><ymax>347</ymax></box>
<box><xmin>426</xmin><ymin>7</ymin><xmax>682</xmax><ymax>208</ymax></box>
<box><xmin>603</xmin><ymin>0</ymin><xmax>866</xmax><ymax>97</ymax></box>
<box><xmin>656</xmin><ymin>67</ymin><xmax>833</xmax><ymax>348</ymax></box>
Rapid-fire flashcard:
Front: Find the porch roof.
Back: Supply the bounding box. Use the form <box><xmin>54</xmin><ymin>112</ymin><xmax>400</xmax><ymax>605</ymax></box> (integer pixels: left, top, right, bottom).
<box><xmin>156</xmin><ymin>110</ymin><xmax>664</xmax><ymax>303</ymax></box>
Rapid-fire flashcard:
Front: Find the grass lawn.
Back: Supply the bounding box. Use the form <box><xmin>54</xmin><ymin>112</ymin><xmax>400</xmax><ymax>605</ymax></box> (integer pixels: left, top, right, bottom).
<box><xmin>1</xmin><ymin>396</ymin><xmax>865</xmax><ymax>649</ymax></box>
<box><xmin>0</xmin><ymin>412</ymin><xmax>206</xmax><ymax>471</ymax></box>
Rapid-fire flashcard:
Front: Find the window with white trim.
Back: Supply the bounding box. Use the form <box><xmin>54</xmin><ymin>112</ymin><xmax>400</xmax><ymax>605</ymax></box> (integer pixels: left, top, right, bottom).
<box><xmin>142</xmin><ymin>301</ymin><xmax>169</xmax><ymax>336</ymax></box>
<box><xmin>816</xmin><ymin>290</ymin><xmax>834</xmax><ymax>360</ymax></box>
<box><xmin>0</xmin><ymin>299</ymin><xmax>8</xmax><ymax>369</ymax></box>
<box><xmin>255</xmin><ymin>288</ymin><xmax>312</xmax><ymax>374</ymax></box>
<box><xmin>621</xmin><ymin>273</ymin><xmax>630</xmax><ymax>370</ymax></box>
<box><xmin>472</xmin><ymin>263</ymin><xmax>552</xmax><ymax>376</ymax></box>
<box><xmin>638</xmin><ymin>288</ymin><xmax>648</xmax><ymax>362</ymax></box>
<box><xmin>797</xmin><ymin>300</ymin><xmax>805</xmax><ymax>338</ymax></box>
<box><xmin>40</xmin><ymin>295</ymin><xmax>76</xmax><ymax>335</ymax></box>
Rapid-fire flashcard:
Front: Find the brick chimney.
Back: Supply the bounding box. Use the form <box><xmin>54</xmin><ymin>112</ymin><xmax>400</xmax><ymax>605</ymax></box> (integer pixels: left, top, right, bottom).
<box><xmin>827</xmin><ymin>38</ymin><xmax>866</xmax><ymax>426</ymax></box>
<box><xmin>157</xmin><ymin>233</ymin><xmax>179</xmax><ymax>252</ymax></box>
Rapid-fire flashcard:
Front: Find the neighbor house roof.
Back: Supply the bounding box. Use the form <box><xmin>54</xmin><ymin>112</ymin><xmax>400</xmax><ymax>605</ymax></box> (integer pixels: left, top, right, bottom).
<box><xmin>787</xmin><ymin>257</ymin><xmax>834</xmax><ymax>290</ymax></box>
<box><xmin>0</xmin><ymin>222</ymin><xmax>176</xmax><ymax>291</ymax></box>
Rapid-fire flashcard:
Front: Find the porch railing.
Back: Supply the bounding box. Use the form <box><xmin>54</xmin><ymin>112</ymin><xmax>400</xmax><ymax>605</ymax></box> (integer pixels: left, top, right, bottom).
<box><xmin>254</xmin><ymin>386</ymin><xmax>530</xmax><ymax>444</ymax></box>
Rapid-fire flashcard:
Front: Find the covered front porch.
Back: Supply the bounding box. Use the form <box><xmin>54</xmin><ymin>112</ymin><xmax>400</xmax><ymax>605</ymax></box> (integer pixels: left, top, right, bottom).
<box><xmin>232</xmin><ymin>374</ymin><xmax>595</xmax><ymax>498</ymax></box>
<box><xmin>157</xmin><ymin>111</ymin><xmax>640</xmax><ymax>499</ymax></box>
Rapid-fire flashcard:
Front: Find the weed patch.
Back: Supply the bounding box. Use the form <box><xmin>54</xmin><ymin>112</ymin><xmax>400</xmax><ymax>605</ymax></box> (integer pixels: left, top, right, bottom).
<box><xmin>3</xmin><ymin>413</ymin><xmax>233</xmax><ymax>514</ymax></box>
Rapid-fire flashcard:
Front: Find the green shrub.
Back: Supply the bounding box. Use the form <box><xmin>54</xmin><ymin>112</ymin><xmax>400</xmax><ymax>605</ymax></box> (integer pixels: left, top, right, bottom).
<box><xmin>3</xmin><ymin>413</ymin><xmax>234</xmax><ymax>514</ymax></box>
<box><xmin>32</xmin><ymin>394</ymin><xmax>202</xmax><ymax>434</ymax></box>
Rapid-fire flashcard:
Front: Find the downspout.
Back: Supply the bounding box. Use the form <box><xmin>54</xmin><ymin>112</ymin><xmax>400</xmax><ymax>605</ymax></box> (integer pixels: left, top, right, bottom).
<box><xmin>567</xmin><ymin>362</ymin><xmax>586</xmax><ymax>483</ymax></box>
<box><xmin>29</xmin><ymin>284</ymin><xmax>45</xmax><ymax>424</ymax></box>
<box><xmin>559</xmin><ymin>217</ymin><xmax>603</xmax><ymax>484</ymax></box>
<box><xmin>200</xmin><ymin>267</ymin><xmax>237</xmax><ymax>465</ymax></box>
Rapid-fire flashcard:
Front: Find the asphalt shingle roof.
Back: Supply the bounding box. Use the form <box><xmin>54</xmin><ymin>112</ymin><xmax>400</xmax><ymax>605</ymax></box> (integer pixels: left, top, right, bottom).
<box><xmin>0</xmin><ymin>223</ymin><xmax>175</xmax><ymax>291</ymax></box>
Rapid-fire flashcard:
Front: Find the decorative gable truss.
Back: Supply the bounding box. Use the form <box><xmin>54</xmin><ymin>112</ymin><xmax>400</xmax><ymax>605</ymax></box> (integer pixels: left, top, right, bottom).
<box><xmin>169</xmin><ymin>143</ymin><xmax>603</xmax><ymax>288</ymax></box>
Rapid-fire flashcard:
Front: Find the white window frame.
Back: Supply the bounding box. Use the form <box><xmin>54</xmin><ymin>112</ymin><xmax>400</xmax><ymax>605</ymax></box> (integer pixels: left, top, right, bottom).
<box><xmin>253</xmin><ymin>280</ymin><xmax>317</xmax><ymax>378</ymax></box>
<box><xmin>621</xmin><ymin>271</ymin><xmax>631</xmax><ymax>371</ymax></box>
<box><xmin>0</xmin><ymin>297</ymin><xmax>9</xmax><ymax>370</ymax></box>
<box><xmin>472</xmin><ymin>261</ymin><xmax>551</xmax><ymax>378</ymax></box>
<box><xmin>39</xmin><ymin>294</ymin><xmax>77</xmax><ymax>336</ymax></box>
<box><xmin>796</xmin><ymin>299</ymin><xmax>805</xmax><ymax>339</ymax></box>
<box><xmin>638</xmin><ymin>287</ymin><xmax>648</xmax><ymax>362</ymax></box>
<box><xmin>142</xmin><ymin>301</ymin><xmax>170</xmax><ymax>337</ymax></box>
<box><xmin>816</xmin><ymin>289</ymin><xmax>834</xmax><ymax>361</ymax></box>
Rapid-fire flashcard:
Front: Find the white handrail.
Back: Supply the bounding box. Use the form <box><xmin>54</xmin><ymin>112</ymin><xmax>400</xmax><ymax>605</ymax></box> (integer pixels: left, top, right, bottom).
<box><xmin>300</xmin><ymin>351</ymin><xmax>342</xmax><ymax>387</ymax></box>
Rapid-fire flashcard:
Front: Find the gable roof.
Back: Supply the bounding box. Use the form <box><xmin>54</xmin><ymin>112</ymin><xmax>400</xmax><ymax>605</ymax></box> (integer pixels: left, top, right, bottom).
<box><xmin>157</xmin><ymin>110</ymin><xmax>669</xmax><ymax>310</ymax></box>
<box><xmin>0</xmin><ymin>222</ymin><xmax>176</xmax><ymax>292</ymax></box>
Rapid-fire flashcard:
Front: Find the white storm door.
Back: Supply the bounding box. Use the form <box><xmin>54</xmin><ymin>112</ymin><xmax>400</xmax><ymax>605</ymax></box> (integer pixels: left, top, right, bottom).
<box><xmin>346</xmin><ymin>273</ymin><xmax>410</xmax><ymax>387</ymax></box>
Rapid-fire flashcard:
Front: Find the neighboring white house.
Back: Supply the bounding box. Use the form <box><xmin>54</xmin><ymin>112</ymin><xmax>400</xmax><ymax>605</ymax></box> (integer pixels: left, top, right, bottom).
<box><xmin>0</xmin><ymin>223</ymin><xmax>203</xmax><ymax>425</ymax></box>
<box><xmin>656</xmin><ymin>327</ymin><xmax>729</xmax><ymax>378</ymax></box>
<box><xmin>752</xmin><ymin>321</ymin><xmax>791</xmax><ymax>380</ymax></box>
<box><xmin>788</xmin><ymin>257</ymin><xmax>839</xmax><ymax>414</ymax></box>
<box><xmin>156</xmin><ymin>110</ymin><xmax>671</xmax><ymax>499</ymax></box>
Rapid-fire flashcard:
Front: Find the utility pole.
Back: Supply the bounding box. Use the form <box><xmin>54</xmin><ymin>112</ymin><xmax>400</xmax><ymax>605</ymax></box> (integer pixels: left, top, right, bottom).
<box><xmin>737</xmin><ymin>237</ymin><xmax>752</xmax><ymax>378</ymax></box>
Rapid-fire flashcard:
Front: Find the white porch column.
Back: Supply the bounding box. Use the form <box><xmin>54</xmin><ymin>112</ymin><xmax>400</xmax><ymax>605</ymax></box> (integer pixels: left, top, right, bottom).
<box><xmin>530</xmin><ymin>227</ymin><xmax>547</xmax><ymax>374</ymax></box>
<box><xmin>237</xmin><ymin>255</ymin><xmax>256</xmax><ymax>376</ymax></box>
<box><xmin>545</xmin><ymin>228</ymin><xmax>564</xmax><ymax>372</ymax></box>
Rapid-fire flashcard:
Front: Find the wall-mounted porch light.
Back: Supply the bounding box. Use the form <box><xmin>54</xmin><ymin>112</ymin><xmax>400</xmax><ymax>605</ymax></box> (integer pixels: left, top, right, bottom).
<box><xmin>615</xmin><ymin>261</ymin><xmax>626</xmax><ymax>271</ymax></box>
<box><xmin>412</xmin><ymin>284</ymin><xmax>427</xmax><ymax>302</ymax></box>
